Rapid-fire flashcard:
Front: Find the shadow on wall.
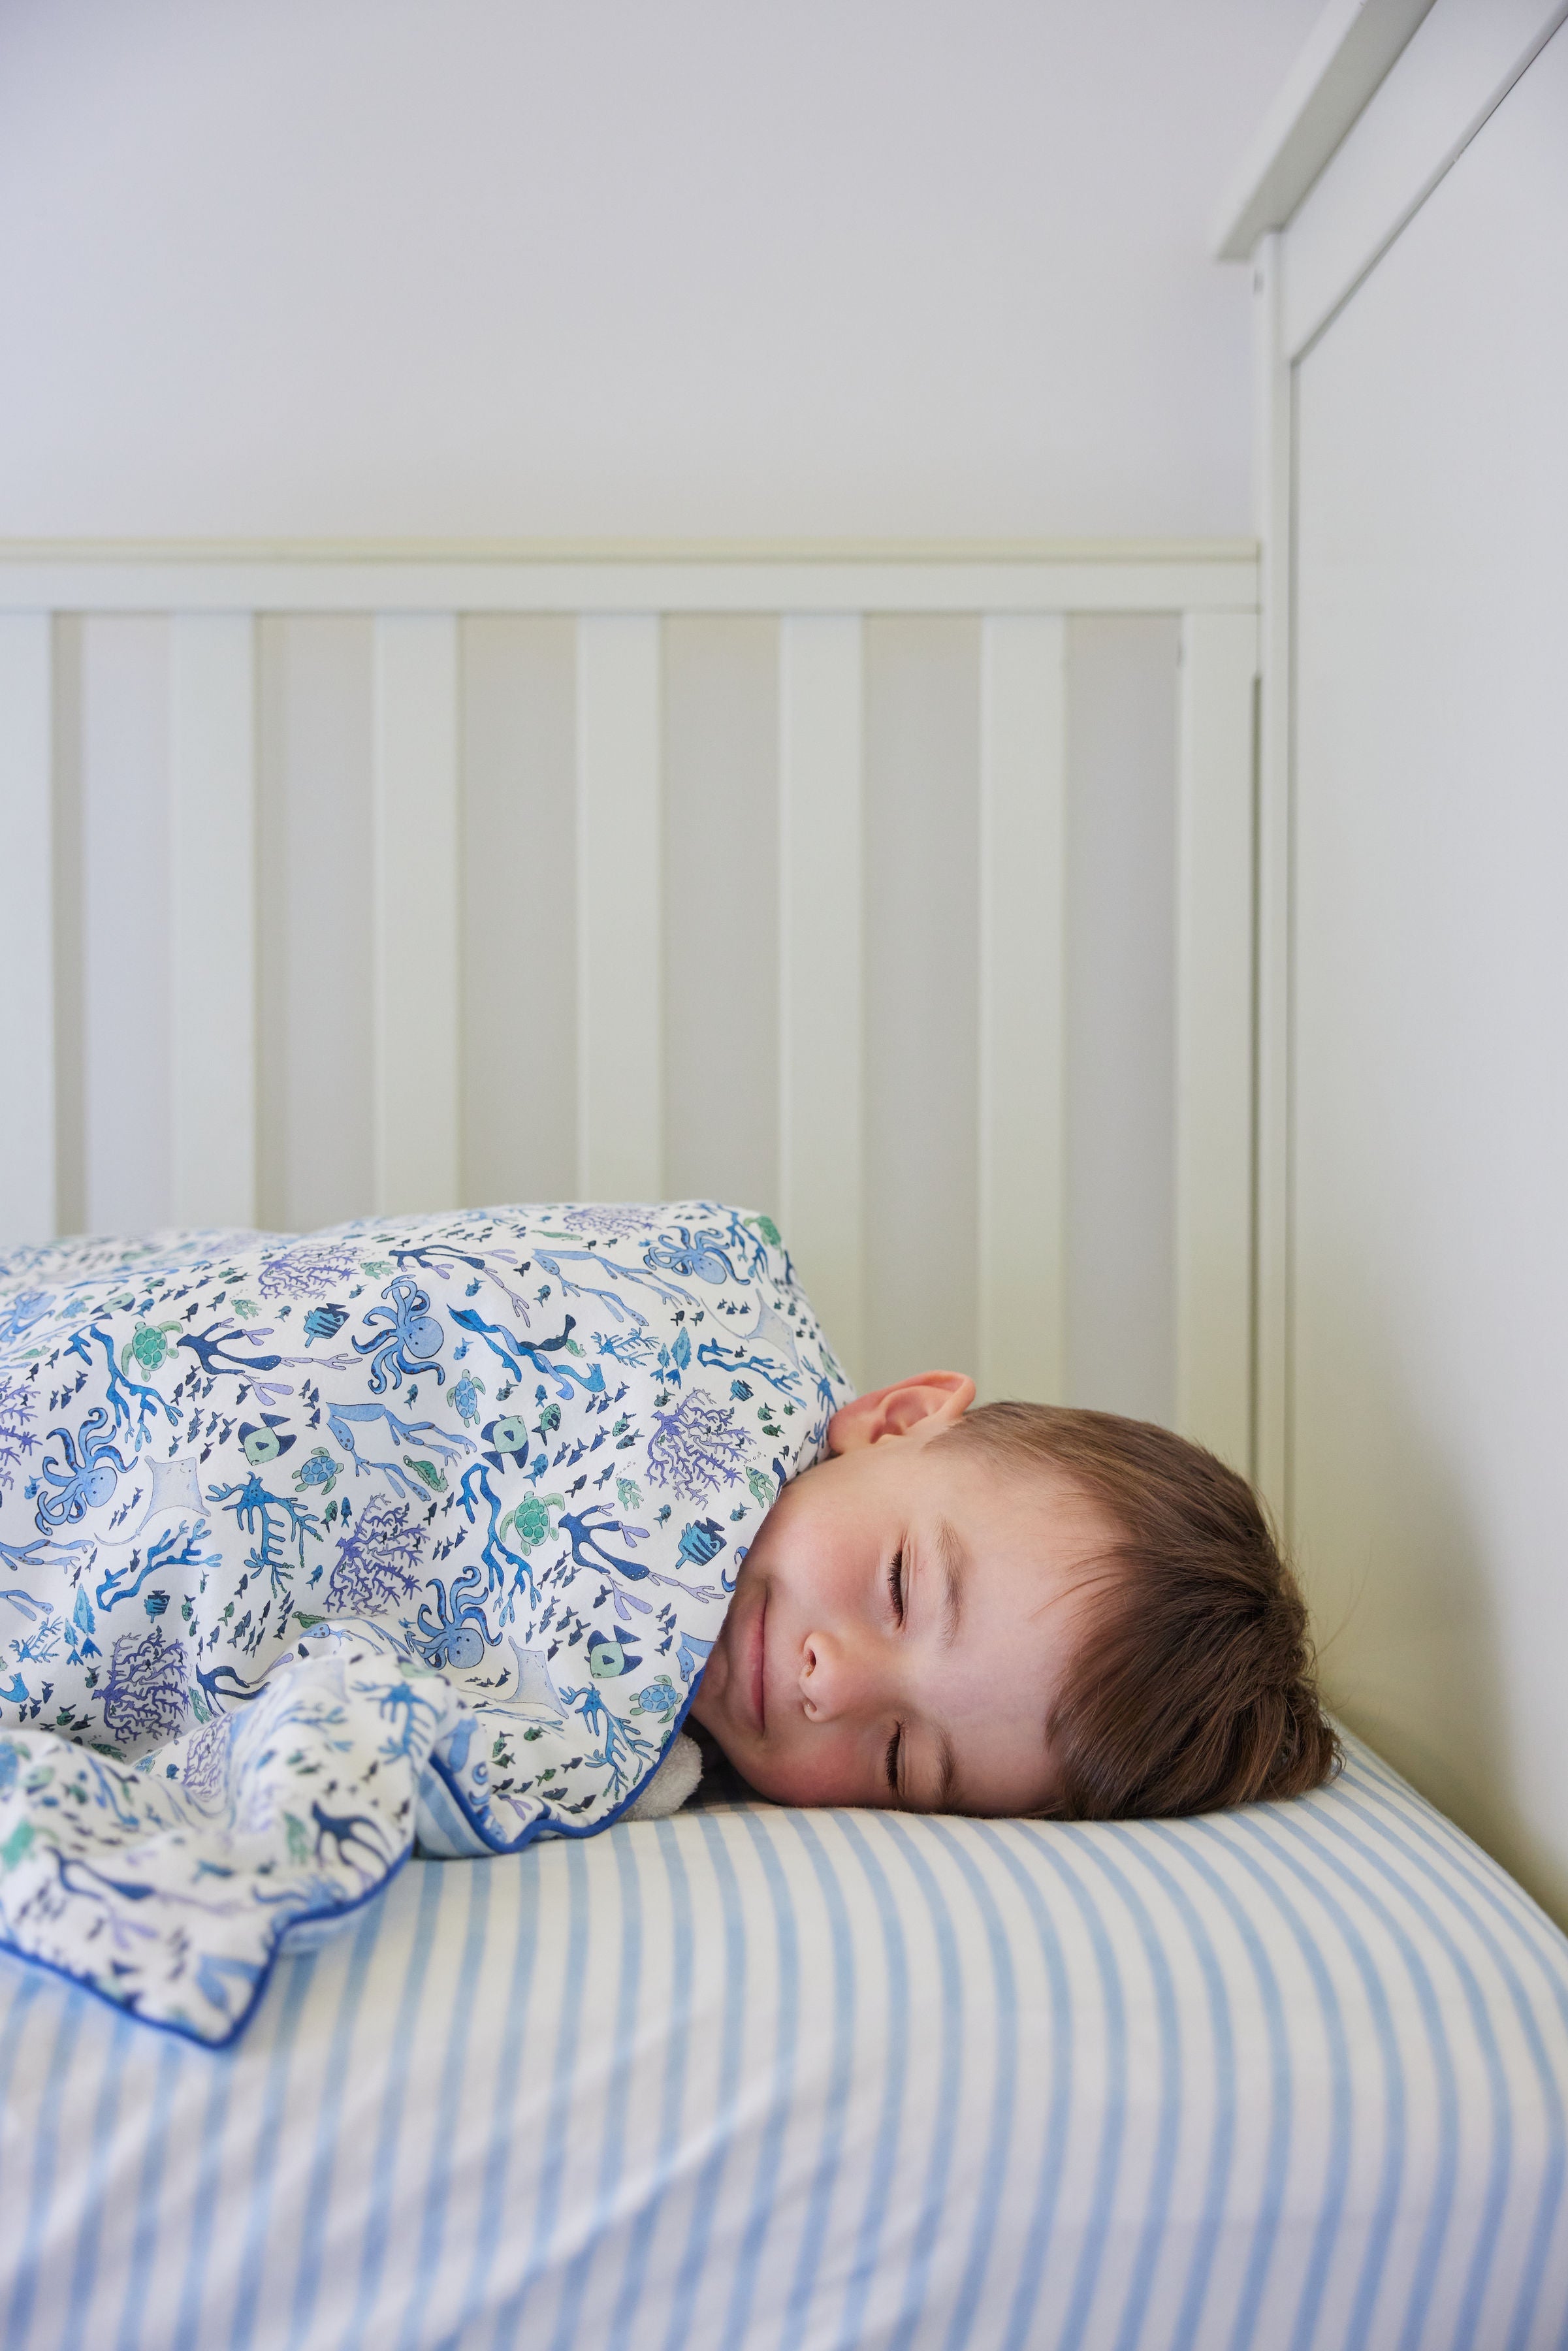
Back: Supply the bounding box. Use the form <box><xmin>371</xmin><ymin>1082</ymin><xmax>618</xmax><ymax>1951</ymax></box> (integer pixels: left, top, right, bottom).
<box><xmin>1292</xmin><ymin>1270</ymin><xmax>1563</xmax><ymax>1931</ymax></box>
<box><xmin>1065</xmin><ymin>615</ymin><xmax>1177</xmax><ymax>1430</ymax></box>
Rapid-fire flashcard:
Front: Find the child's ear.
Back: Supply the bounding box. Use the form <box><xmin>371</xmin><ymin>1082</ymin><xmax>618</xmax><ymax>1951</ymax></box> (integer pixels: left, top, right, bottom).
<box><xmin>827</xmin><ymin>1369</ymin><xmax>976</xmax><ymax>1452</ymax></box>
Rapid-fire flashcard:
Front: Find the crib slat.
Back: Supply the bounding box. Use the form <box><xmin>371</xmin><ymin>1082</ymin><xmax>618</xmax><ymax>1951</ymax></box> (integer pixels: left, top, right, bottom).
<box><xmin>778</xmin><ymin>614</ymin><xmax>865</xmax><ymax>1383</ymax></box>
<box><xmin>575</xmin><ymin>615</ymin><xmax>663</xmax><ymax>1197</ymax></box>
<box><xmin>1175</xmin><ymin>609</ymin><xmax>1258</xmax><ymax>1471</ymax></box>
<box><xmin>978</xmin><ymin>615</ymin><xmax>1068</xmax><ymax>1404</ymax></box>
<box><xmin>0</xmin><ymin>615</ymin><xmax>55</xmax><ymax>1246</ymax></box>
<box><xmin>170</xmin><ymin>615</ymin><xmax>257</xmax><ymax>1229</ymax></box>
<box><xmin>372</xmin><ymin>615</ymin><xmax>461</xmax><ymax>1217</ymax></box>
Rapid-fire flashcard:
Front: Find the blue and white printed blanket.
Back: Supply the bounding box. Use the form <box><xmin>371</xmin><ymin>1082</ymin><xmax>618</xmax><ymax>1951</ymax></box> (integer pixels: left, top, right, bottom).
<box><xmin>0</xmin><ymin>1202</ymin><xmax>849</xmax><ymax>2045</ymax></box>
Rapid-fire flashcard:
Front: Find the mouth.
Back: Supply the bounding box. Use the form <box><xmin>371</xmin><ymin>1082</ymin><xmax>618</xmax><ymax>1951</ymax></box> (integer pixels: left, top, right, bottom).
<box><xmin>748</xmin><ymin>1587</ymin><xmax>767</xmax><ymax>1735</ymax></box>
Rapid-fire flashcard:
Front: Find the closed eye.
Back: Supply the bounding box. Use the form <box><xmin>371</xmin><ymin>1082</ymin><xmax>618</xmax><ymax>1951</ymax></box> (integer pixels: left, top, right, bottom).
<box><xmin>887</xmin><ymin>1547</ymin><xmax>905</xmax><ymax>1625</ymax></box>
<box><xmin>886</xmin><ymin>1726</ymin><xmax>901</xmax><ymax>1799</ymax></box>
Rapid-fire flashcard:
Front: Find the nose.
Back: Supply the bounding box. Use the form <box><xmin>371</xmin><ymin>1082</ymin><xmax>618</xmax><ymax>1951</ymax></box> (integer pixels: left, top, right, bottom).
<box><xmin>799</xmin><ymin>1628</ymin><xmax>880</xmax><ymax>1723</ymax></box>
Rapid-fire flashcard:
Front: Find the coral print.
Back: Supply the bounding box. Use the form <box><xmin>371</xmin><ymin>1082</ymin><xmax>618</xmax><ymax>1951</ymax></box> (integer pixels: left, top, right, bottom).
<box><xmin>0</xmin><ymin>1375</ymin><xmax>37</xmax><ymax>1491</ymax></box>
<box><xmin>326</xmin><ymin>1493</ymin><xmax>426</xmax><ymax>1612</ymax></box>
<box><xmin>647</xmin><ymin>1393</ymin><xmax>754</xmax><ymax>1503</ymax></box>
<box><xmin>100</xmin><ymin>1623</ymin><xmax>191</xmax><ymax>1746</ymax></box>
<box><xmin>257</xmin><ymin>1241</ymin><xmax>359</xmax><ymax>1301</ymax></box>
<box><xmin>0</xmin><ymin>1202</ymin><xmax>850</xmax><ymax>2045</ymax></box>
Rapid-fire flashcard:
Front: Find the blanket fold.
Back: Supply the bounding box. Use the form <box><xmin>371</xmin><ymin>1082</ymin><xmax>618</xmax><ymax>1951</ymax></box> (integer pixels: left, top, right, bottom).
<box><xmin>0</xmin><ymin>1202</ymin><xmax>848</xmax><ymax>2043</ymax></box>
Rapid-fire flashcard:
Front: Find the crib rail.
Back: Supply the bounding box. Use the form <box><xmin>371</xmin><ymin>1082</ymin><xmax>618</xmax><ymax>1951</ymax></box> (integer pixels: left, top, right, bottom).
<box><xmin>0</xmin><ymin>542</ymin><xmax>1258</xmax><ymax>1466</ymax></box>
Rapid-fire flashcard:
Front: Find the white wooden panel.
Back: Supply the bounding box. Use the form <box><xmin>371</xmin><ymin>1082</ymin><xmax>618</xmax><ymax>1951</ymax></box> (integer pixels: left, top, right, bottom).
<box><xmin>1253</xmin><ymin>237</ymin><xmax>1294</xmax><ymax>1524</ymax></box>
<box><xmin>778</xmin><ymin>615</ymin><xmax>864</xmax><ymax>1382</ymax></box>
<box><xmin>1175</xmin><ymin>612</ymin><xmax>1258</xmax><ymax>1473</ymax></box>
<box><xmin>575</xmin><ymin>615</ymin><xmax>662</xmax><ymax>1197</ymax></box>
<box><xmin>977</xmin><ymin>615</ymin><xmax>1066</xmax><ymax>1405</ymax></box>
<box><xmin>49</xmin><ymin>622</ymin><xmax>86</xmax><ymax>1238</ymax></box>
<box><xmin>0</xmin><ymin>551</ymin><xmax>1260</xmax><ymax>620</ymax></box>
<box><xmin>0</xmin><ymin>615</ymin><xmax>55</xmax><ymax>1245</ymax></box>
<box><xmin>1290</xmin><ymin>24</ymin><xmax>1568</xmax><ymax>1919</ymax></box>
<box><xmin>170</xmin><ymin>614</ymin><xmax>257</xmax><ymax>1227</ymax></box>
<box><xmin>1283</xmin><ymin>0</ymin><xmax>1568</xmax><ymax>356</ymax></box>
<box><xmin>372</xmin><ymin>615</ymin><xmax>460</xmax><ymax>1215</ymax></box>
<box><xmin>0</xmin><ymin>552</ymin><xmax>1264</xmax><ymax>1415</ymax></box>
<box><xmin>1211</xmin><ymin>0</ymin><xmax>1437</xmax><ymax>259</ymax></box>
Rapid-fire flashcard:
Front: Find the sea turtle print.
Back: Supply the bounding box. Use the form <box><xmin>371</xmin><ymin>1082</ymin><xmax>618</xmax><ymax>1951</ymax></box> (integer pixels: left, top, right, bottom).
<box><xmin>0</xmin><ymin>1202</ymin><xmax>851</xmax><ymax>2044</ymax></box>
<box><xmin>120</xmin><ymin>1317</ymin><xmax>182</xmax><ymax>1377</ymax></box>
<box><xmin>292</xmin><ymin>1445</ymin><xmax>341</xmax><ymax>1499</ymax></box>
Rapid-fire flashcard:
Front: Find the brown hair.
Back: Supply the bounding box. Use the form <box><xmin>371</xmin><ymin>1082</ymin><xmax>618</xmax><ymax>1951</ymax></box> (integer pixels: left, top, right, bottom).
<box><xmin>939</xmin><ymin>1401</ymin><xmax>1340</xmax><ymax>1819</ymax></box>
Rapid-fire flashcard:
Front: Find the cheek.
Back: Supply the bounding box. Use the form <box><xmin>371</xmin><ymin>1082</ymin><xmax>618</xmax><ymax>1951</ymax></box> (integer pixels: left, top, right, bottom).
<box><xmin>753</xmin><ymin>1536</ymin><xmax>852</xmax><ymax>1638</ymax></box>
<box><xmin>748</xmin><ymin>1469</ymin><xmax>858</xmax><ymax>1607</ymax></box>
<box><xmin>744</xmin><ymin>1730</ymin><xmax>873</xmax><ymax>1810</ymax></box>
<box><xmin>687</xmin><ymin>1678</ymin><xmax>720</xmax><ymax>1736</ymax></box>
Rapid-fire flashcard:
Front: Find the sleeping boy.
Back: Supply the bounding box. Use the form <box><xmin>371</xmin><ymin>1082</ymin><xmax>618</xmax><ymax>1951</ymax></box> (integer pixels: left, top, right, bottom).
<box><xmin>685</xmin><ymin>1368</ymin><xmax>1337</xmax><ymax>1821</ymax></box>
<box><xmin>0</xmin><ymin>1203</ymin><xmax>1334</xmax><ymax>2043</ymax></box>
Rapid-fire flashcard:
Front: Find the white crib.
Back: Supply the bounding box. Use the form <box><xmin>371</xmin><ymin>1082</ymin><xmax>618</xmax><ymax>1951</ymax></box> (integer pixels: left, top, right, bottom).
<box><xmin>0</xmin><ymin>541</ymin><xmax>1258</xmax><ymax>1464</ymax></box>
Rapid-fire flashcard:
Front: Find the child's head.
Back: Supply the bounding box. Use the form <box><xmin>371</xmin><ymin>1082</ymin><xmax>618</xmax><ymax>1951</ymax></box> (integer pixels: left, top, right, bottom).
<box><xmin>689</xmin><ymin>1371</ymin><xmax>1338</xmax><ymax>1819</ymax></box>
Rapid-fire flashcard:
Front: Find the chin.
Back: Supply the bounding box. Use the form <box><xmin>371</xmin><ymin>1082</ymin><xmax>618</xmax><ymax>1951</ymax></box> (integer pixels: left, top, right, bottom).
<box><xmin>689</xmin><ymin>1729</ymin><xmax>761</xmax><ymax>1802</ymax></box>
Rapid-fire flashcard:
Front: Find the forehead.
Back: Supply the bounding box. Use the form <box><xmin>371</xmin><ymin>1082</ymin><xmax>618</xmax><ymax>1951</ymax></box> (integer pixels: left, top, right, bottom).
<box><xmin>918</xmin><ymin>1436</ymin><xmax>1123</xmax><ymax>1582</ymax></box>
<box><xmin>911</xmin><ymin>1443</ymin><xmax>1124</xmax><ymax>1812</ymax></box>
<box><xmin>923</xmin><ymin>1537</ymin><xmax>1113</xmax><ymax>1814</ymax></box>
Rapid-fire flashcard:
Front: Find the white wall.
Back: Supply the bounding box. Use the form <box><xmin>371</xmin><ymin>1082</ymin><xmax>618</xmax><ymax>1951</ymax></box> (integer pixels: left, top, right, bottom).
<box><xmin>1275</xmin><ymin>12</ymin><xmax>1568</xmax><ymax>1919</ymax></box>
<box><xmin>0</xmin><ymin>0</ymin><xmax>1319</xmax><ymax>540</ymax></box>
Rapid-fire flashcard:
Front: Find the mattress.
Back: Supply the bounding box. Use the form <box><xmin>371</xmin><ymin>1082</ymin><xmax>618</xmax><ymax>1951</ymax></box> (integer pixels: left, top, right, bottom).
<box><xmin>1</xmin><ymin>1733</ymin><xmax>1565</xmax><ymax>2351</ymax></box>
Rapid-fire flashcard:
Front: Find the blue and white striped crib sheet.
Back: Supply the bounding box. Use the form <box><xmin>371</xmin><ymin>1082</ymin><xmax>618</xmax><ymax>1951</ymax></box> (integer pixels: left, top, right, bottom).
<box><xmin>0</xmin><ymin>1733</ymin><xmax>1565</xmax><ymax>2350</ymax></box>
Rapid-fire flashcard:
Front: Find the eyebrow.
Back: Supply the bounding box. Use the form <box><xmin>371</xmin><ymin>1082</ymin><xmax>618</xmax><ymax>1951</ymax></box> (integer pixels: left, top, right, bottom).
<box><xmin>933</xmin><ymin>1516</ymin><xmax>966</xmax><ymax>1651</ymax></box>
